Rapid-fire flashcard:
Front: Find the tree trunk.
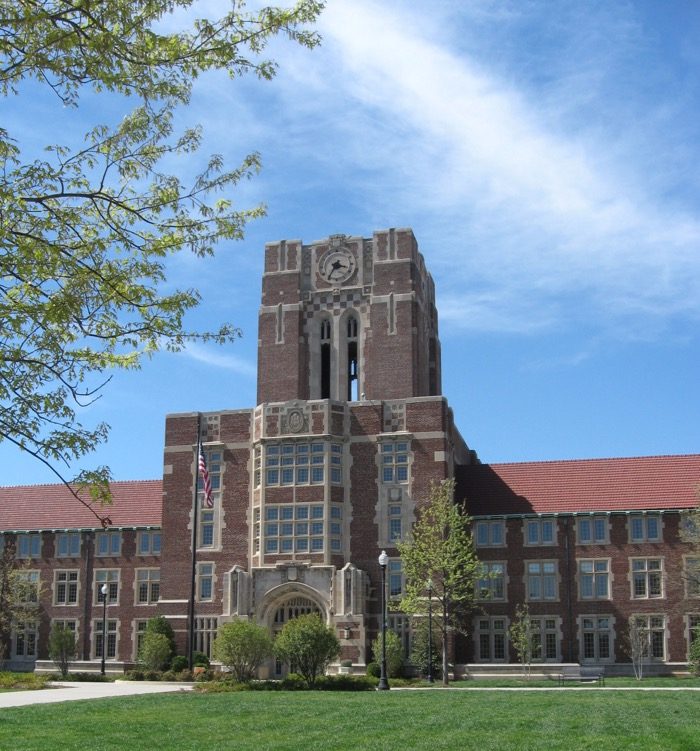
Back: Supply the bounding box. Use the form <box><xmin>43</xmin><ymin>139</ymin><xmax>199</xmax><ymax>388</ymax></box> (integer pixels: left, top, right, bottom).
<box><xmin>442</xmin><ymin>598</ymin><xmax>449</xmax><ymax>686</ymax></box>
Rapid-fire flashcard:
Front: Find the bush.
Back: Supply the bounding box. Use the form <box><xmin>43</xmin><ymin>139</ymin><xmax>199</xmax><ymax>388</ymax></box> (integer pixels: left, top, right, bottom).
<box><xmin>192</xmin><ymin>651</ymin><xmax>210</xmax><ymax>668</ymax></box>
<box><xmin>145</xmin><ymin>670</ymin><xmax>161</xmax><ymax>681</ymax></box>
<box><xmin>280</xmin><ymin>672</ymin><xmax>308</xmax><ymax>690</ymax></box>
<box><xmin>139</xmin><ymin>632</ymin><xmax>173</xmax><ymax>671</ymax></box>
<box><xmin>274</xmin><ymin>613</ymin><xmax>340</xmax><ymax>688</ymax></box>
<box><xmin>366</xmin><ymin>662</ymin><xmax>381</xmax><ymax>678</ymax></box>
<box><xmin>371</xmin><ymin>630</ymin><xmax>404</xmax><ymax>678</ymax></box>
<box><xmin>176</xmin><ymin>669</ymin><xmax>193</xmax><ymax>681</ymax></box>
<box><xmin>170</xmin><ymin>655</ymin><xmax>188</xmax><ymax>672</ymax></box>
<box><xmin>161</xmin><ymin>670</ymin><xmax>176</xmax><ymax>681</ymax></box>
<box><xmin>67</xmin><ymin>672</ymin><xmax>111</xmax><ymax>682</ymax></box>
<box><xmin>126</xmin><ymin>669</ymin><xmax>145</xmax><ymax>681</ymax></box>
<box><xmin>689</xmin><ymin>628</ymin><xmax>700</xmax><ymax>676</ymax></box>
<box><xmin>315</xmin><ymin>674</ymin><xmax>377</xmax><ymax>691</ymax></box>
<box><xmin>213</xmin><ymin>620</ymin><xmax>273</xmax><ymax>682</ymax></box>
<box><xmin>48</xmin><ymin>623</ymin><xmax>77</xmax><ymax>678</ymax></box>
<box><xmin>410</xmin><ymin>617</ymin><xmax>442</xmax><ymax>680</ymax></box>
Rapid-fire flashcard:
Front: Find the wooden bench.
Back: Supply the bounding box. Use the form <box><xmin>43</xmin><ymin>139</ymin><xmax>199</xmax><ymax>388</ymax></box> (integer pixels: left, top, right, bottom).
<box><xmin>558</xmin><ymin>665</ymin><xmax>605</xmax><ymax>686</ymax></box>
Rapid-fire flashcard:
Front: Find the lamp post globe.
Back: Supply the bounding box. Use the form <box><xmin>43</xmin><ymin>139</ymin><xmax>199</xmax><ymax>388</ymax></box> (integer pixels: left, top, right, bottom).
<box><xmin>100</xmin><ymin>583</ymin><xmax>108</xmax><ymax>676</ymax></box>
<box><xmin>377</xmin><ymin>550</ymin><xmax>390</xmax><ymax>690</ymax></box>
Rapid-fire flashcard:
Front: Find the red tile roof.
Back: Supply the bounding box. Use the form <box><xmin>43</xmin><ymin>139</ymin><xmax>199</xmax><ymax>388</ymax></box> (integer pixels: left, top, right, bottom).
<box><xmin>457</xmin><ymin>455</ymin><xmax>700</xmax><ymax>516</ymax></box>
<box><xmin>0</xmin><ymin>480</ymin><xmax>163</xmax><ymax>531</ymax></box>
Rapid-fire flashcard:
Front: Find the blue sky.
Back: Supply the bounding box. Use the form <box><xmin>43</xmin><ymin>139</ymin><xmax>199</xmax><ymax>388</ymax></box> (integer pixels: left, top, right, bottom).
<box><xmin>3</xmin><ymin>0</ymin><xmax>699</xmax><ymax>486</ymax></box>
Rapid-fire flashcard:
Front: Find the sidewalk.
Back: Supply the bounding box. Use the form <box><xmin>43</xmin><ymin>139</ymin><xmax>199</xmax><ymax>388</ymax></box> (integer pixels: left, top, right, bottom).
<box><xmin>0</xmin><ymin>680</ymin><xmax>193</xmax><ymax>709</ymax></box>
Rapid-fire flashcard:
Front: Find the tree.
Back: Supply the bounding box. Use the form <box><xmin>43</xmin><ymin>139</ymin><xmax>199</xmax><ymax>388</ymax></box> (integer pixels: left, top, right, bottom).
<box><xmin>680</xmin><ymin>495</ymin><xmax>700</xmax><ymax>594</ymax></box>
<box><xmin>273</xmin><ymin>613</ymin><xmax>340</xmax><ymax>687</ymax></box>
<box><xmin>626</xmin><ymin>615</ymin><xmax>649</xmax><ymax>681</ymax></box>
<box><xmin>509</xmin><ymin>604</ymin><xmax>538</xmax><ymax>680</ymax></box>
<box><xmin>0</xmin><ymin>0</ymin><xmax>323</xmax><ymax>517</ymax></box>
<box><xmin>213</xmin><ymin>619</ymin><xmax>273</xmax><ymax>682</ymax></box>
<box><xmin>139</xmin><ymin>632</ymin><xmax>173</xmax><ymax>672</ymax></box>
<box><xmin>143</xmin><ymin>616</ymin><xmax>176</xmax><ymax>660</ymax></box>
<box><xmin>371</xmin><ymin>629</ymin><xmax>404</xmax><ymax>678</ymax></box>
<box><xmin>397</xmin><ymin>479</ymin><xmax>481</xmax><ymax>685</ymax></box>
<box><xmin>409</xmin><ymin>616</ymin><xmax>442</xmax><ymax>681</ymax></box>
<box><xmin>0</xmin><ymin>542</ymin><xmax>41</xmax><ymax>665</ymax></box>
<box><xmin>48</xmin><ymin>623</ymin><xmax>77</xmax><ymax>678</ymax></box>
<box><xmin>688</xmin><ymin>627</ymin><xmax>700</xmax><ymax>676</ymax></box>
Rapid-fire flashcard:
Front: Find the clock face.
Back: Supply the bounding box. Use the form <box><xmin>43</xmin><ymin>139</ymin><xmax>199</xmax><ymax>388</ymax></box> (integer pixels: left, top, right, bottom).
<box><xmin>318</xmin><ymin>247</ymin><xmax>356</xmax><ymax>284</ymax></box>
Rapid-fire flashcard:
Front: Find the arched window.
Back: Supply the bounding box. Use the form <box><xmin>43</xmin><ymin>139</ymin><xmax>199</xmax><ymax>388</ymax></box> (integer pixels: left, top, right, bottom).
<box><xmin>346</xmin><ymin>315</ymin><xmax>359</xmax><ymax>400</ymax></box>
<box><xmin>320</xmin><ymin>319</ymin><xmax>331</xmax><ymax>399</ymax></box>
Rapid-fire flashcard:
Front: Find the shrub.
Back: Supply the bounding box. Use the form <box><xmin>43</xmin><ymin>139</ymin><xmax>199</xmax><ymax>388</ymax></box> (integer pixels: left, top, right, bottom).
<box><xmin>144</xmin><ymin>617</ymin><xmax>176</xmax><ymax>661</ymax></box>
<box><xmin>274</xmin><ymin>613</ymin><xmax>340</xmax><ymax>688</ymax></box>
<box><xmin>280</xmin><ymin>672</ymin><xmax>308</xmax><ymax>690</ymax></box>
<box><xmin>48</xmin><ymin>623</ymin><xmax>77</xmax><ymax>678</ymax></box>
<box><xmin>410</xmin><ymin>617</ymin><xmax>442</xmax><ymax>680</ymax></box>
<box><xmin>213</xmin><ymin>620</ymin><xmax>273</xmax><ymax>682</ymax></box>
<box><xmin>315</xmin><ymin>674</ymin><xmax>377</xmax><ymax>691</ymax></box>
<box><xmin>176</xmin><ymin>669</ymin><xmax>193</xmax><ymax>681</ymax></box>
<box><xmin>689</xmin><ymin>628</ymin><xmax>700</xmax><ymax>676</ymax></box>
<box><xmin>127</xmin><ymin>669</ymin><xmax>145</xmax><ymax>681</ymax></box>
<box><xmin>139</xmin><ymin>632</ymin><xmax>172</xmax><ymax>671</ymax></box>
<box><xmin>170</xmin><ymin>655</ymin><xmax>188</xmax><ymax>672</ymax></box>
<box><xmin>366</xmin><ymin>662</ymin><xmax>381</xmax><ymax>678</ymax></box>
<box><xmin>371</xmin><ymin>630</ymin><xmax>404</xmax><ymax>678</ymax></box>
<box><xmin>192</xmin><ymin>651</ymin><xmax>210</xmax><ymax>667</ymax></box>
<box><xmin>145</xmin><ymin>670</ymin><xmax>161</xmax><ymax>681</ymax></box>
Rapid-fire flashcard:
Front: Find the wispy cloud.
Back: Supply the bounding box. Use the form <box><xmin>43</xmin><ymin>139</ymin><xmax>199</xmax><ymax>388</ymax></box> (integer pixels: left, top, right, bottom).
<box><xmin>181</xmin><ymin>342</ymin><xmax>257</xmax><ymax>378</ymax></box>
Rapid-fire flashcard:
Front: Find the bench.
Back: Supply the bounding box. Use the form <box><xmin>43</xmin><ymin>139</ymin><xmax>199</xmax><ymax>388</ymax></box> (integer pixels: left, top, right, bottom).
<box><xmin>558</xmin><ymin>665</ymin><xmax>605</xmax><ymax>686</ymax></box>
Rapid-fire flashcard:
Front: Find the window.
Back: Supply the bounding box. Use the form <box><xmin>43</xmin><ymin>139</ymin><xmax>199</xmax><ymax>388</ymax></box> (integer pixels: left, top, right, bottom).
<box><xmin>578</xmin><ymin>559</ymin><xmax>610</xmax><ymax>600</ymax></box>
<box><xmin>525</xmin><ymin>519</ymin><xmax>556</xmax><ymax>546</ymax></box>
<box><xmin>13</xmin><ymin>621</ymin><xmax>38</xmax><ymax>659</ymax></box>
<box><xmin>388</xmin><ymin>559</ymin><xmax>405</xmax><ymax>598</ymax></box>
<box><xmin>581</xmin><ymin>616</ymin><xmax>613</xmax><ymax>662</ymax></box>
<box><xmin>685</xmin><ymin>557</ymin><xmax>700</xmax><ymax>597</ymax></box>
<box><xmin>687</xmin><ymin>615</ymin><xmax>700</xmax><ymax>658</ymax></box>
<box><xmin>56</xmin><ymin>532</ymin><xmax>80</xmax><ymax>558</ymax></box>
<box><xmin>477</xmin><ymin>562</ymin><xmax>506</xmax><ymax>601</ymax></box>
<box><xmin>95</xmin><ymin>569</ymin><xmax>119</xmax><ymax>604</ymax></box>
<box><xmin>94</xmin><ymin>619</ymin><xmax>118</xmax><ymax>659</ymax></box>
<box><xmin>198</xmin><ymin>563</ymin><xmax>214</xmax><ymax>601</ymax></box>
<box><xmin>95</xmin><ymin>531</ymin><xmax>121</xmax><ymax>557</ymax></box>
<box><xmin>198</xmin><ymin>449</ymin><xmax>222</xmax><ymax>499</ymax></box>
<box><xmin>52</xmin><ymin>619</ymin><xmax>78</xmax><ymax>638</ymax></box>
<box><xmin>17</xmin><ymin>533</ymin><xmax>41</xmax><ymax>559</ymax></box>
<box><xmin>476</xmin><ymin>617</ymin><xmax>508</xmax><ymax>662</ymax></box>
<box><xmin>631</xmin><ymin>558</ymin><xmax>663</xmax><ymax>599</ymax></box>
<box><xmin>529</xmin><ymin>618</ymin><xmax>560</xmax><ymax>661</ymax></box>
<box><xmin>17</xmin><ymin>570</ymin><xmax>40</xmax><ymax>603</ymax></box>
<box><xmin>630</xmin><ymin>615</ymin><xmax>666</xmax><ymax>660</ymax></box>
<box><xmin>387</xmin><ymin>614</ymin><xmax>412</xmax><ymax>657</ymax></box>
<box><xmin>137</xmin><ymin>531</ymin><xmax>161</xmax><ymax>556</ymax></box>
<box><xmin>629</xmin><ymin>514</ymin><xmax>661</xmax><ymax>543</ymax></box>
<box><xmin>263</xmin><ymin>504</ymin><xmax>325</xmax><ymax>555</ymax></box>
<box><xmin>381</xmin><ymin>441</ymin><xmax>409</xmax><ymax>484</ymax></box>
<box><xmin>475</xmin><ymin>520</ymin><xmax>505</xmax><ymax>547</ymax></box>
<box><xmin>576</xmin><ymin>516</ymin><xmax>608</xmax><ymax>545</ymax></box>
<box><xmin>134</xmin><ymin>620</ymin><xmax>149</xmax><ymax>659</ymax></box>
<box><xmin>330</xmin><ymin>505</ymin><xmax>342</xmax><ymax>552</ymax></box>
<box><xmin>200</xmin><ymin>508</ymin><xmax>215</xmax><ymax>548</ymax></box>
<box><xmin>136</xmin><ymin>569</ymin><xmax>160</xmax><ymax>605</ymax></box>
<box><xmin>526</xmin><ymin>561</ymin><xmax>558</xmax><ymax>601</ymax></box>
<box><xmin>388</xmin><ymin>504</ymin><xmax>402</xmax><ymax>542</ymax></box>
<box><xmin>194</xmin><ymin>617</ymin><xmax>218</xmax><ymax>658</ymax></box>
<box><xmin>54</xmin><ymin>570</ymin><xmax>79</xmax><ymax>606</ymax></box>
<box><xmin>265</xmin><ymin>442</ymin><xmax>333</xmax><ymax>486</ymax></box>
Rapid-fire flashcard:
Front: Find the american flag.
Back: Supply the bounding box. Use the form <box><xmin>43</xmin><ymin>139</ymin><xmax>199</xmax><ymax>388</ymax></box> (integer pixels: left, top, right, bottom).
<box><xmin>198</xmin><ymin>448</ymin><xmax>214</xmax><ymax>508</ymax></box>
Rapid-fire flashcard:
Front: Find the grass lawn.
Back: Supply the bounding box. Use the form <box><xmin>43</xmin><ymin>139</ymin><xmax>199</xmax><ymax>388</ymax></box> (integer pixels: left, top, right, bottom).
<box><xmin>2</xmin><ymin>689</ymin><xmax>700</xmax><ymax>751</ymax></box>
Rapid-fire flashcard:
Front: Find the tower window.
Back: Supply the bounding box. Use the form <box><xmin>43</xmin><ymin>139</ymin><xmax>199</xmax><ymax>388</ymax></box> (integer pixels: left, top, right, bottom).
<box><xmin>320</xmin><ymin>319</ymin><xmax>331</xmax><ymax>399</ymax></box>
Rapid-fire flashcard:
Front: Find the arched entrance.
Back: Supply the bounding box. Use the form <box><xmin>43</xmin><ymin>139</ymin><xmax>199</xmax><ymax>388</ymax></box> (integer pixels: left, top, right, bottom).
<box><xmin>263</xmin><ymin>592</ymin><xmax>324</xmax><ymax>678</ymax></box>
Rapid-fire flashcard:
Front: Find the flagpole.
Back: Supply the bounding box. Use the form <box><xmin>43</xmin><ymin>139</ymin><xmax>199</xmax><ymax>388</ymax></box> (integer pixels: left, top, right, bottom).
<box><xmin>187</xmin><ymin>414</ymin><xmax>201</xmax><ymax>672</ymax></box>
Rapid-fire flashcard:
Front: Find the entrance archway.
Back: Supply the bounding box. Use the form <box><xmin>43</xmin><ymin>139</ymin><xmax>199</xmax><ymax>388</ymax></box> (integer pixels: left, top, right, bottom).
<box><xmin>264</xmin><ymin>592</ymin><xmax>323</xmax><ymax>678</ymax></box>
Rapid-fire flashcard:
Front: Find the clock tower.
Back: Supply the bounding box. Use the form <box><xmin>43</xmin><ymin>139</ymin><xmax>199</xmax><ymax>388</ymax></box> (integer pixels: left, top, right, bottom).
<box><xmin>257</xmin><ymin>228</ymin><xmax>442</xmax><ymax>404</ymax></box>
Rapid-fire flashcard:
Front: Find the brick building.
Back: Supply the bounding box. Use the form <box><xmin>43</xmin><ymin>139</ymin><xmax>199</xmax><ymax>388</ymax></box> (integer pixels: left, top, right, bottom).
<box><xmin>1</xmin><ymin>228</ymin><xmax>699</xmax><ymax>674</ymax></box>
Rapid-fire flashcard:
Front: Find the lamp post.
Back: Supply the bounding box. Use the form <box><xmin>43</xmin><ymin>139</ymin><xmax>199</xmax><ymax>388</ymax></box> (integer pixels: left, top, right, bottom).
<box><xmin>427</xmin><ymin>578</ymin><xmax>434</xmax><ymax>684</ymax></box>
<box><xmin>377</xmin><ymin>550</ymin><xmax>390</xmax><ymax>690</ymax></box>
<box><xmin>100</xmin><ymin>583</ymin><xmax>108</xmax><ymax>676</ymax></box>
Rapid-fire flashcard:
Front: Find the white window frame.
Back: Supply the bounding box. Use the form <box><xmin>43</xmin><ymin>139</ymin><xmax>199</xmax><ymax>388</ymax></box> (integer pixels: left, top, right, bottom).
<box><xmin>197</xmin><ymin>562</ymin><xmax>215</xmax><ymax>602</ymax></box>
<box><xmin>577</xmin><ymin>558</ymin><xmax>610</xmax><ymax>600</ymax></box>
<box><xmin>135</xmin><ymin>568</ymin><xmax>160</xmax><ymax>605</ymax></box>
<box><xmin>475</xmin><ymin>520</ymin><xmax>505</xmax><ymax>547</ymax></box>
<box><xmin>54</xmin><ymin>569</ymin><xmax>80</xmax><ymax>606</ymax></box>
<box><xmin>529</xmin><ymin>616</ymin><xmax>561</xmax><ymax>662</ymax></box>
<box><xmin>630</xmin><ymin>614</ymin><xmax>667</xmax><ymax>661</ymax></box>
<box><xmin>94</xmin><ymin>569</ymin><xmax>120</xmax><ymax>605</ymax></box>
<box><xmin>526</xmin><ymin>560</ymin><xmax>559</xmax><ymax>601</ymax></box>
<box><xmin>380</xmin><ymin>440</ymin><xmax>410</xmax><ymax>484</ymax></box>
<box><xmin>475</xmin><ymin>616</ymin><xmax>509</xmax><ymax>663</ymax></box>
<box><xmin>576</xmin><ymin>515</ymin><xmax>609</xmax><ymax>545</ymax></box>
<box><xmin>95</xmin><ymin>531</ymin><xmax>122</xmax><ymax>557</ymax></box>
<box><xmin>93</xmin><ymin>618</ymin><xmax>119</xmax><ymax>660</ymax></box>
<box><xmin>137</xmin><ymin>530</ymin><xmax>161</xmax><ymax>556</ymax></box>
<box><xmin>477</xmin><ymin>561</ymin><xmax>506</xmax><ymax>602</ymax></box>
<box><xmin>524</xmin><ymin>518</ymin><xmax>556</xmax><ymax>547</ymax></box>
<box><xmin>17</xmin><ymin>533</ymin><xmax>41</xmax><ymax>559</ymax></box>
<box><xmin>684</xmin><ymin>556</ymin><xmax>700</xmax><ymax>598</ymax></box>
<box><xmin>630</xmin><ymin>557</ymin><xmax>663</xmax><ymax>599</ymax></box>
<box><xmin>55</xmin><ymin>532</ymin><xmax>81</xmax><ymax>558</ymax></box>
<box><xmin>12</xmin><ymin>620</ymin><xmax>38</xmax><ymax>659</ymax></box>
<box><xmin>580</xmin><ymin>615</ymin><xmax>614</xmax><ymax>663</ymax></box>
<box><xmin>629</xmin><ymin>514</ymin><xmax>661</xmax><ymax>543</ymax></box>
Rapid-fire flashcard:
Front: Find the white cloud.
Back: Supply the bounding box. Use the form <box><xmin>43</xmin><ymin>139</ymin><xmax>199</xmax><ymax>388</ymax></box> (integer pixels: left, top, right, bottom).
<box><xmin>181</xmin><ymin>342</ymin><xmax>257</xmax><ymax>378</ymax></box>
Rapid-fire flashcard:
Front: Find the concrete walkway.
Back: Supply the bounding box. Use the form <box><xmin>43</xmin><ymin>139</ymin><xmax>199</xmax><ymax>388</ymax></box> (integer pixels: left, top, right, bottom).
<box><xmin>0</xmin><ymin>680</ymin><xmax>193</xmax><ymax>709</ymax></box>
